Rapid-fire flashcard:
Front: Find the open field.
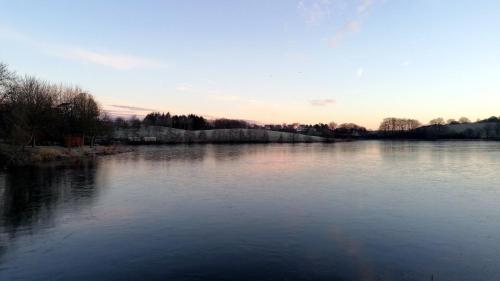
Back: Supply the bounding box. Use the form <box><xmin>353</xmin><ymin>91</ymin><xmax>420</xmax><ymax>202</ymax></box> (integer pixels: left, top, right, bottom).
<box><xmin>114</xmin><ymin>127</ymin><xmax>328</xmax><ymax>143</ymax></box>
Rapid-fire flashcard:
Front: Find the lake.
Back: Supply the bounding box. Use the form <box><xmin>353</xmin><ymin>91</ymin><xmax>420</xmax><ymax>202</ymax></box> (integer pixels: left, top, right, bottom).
<box><xmin>1</xmin><ymin>141</ymin><xmax>500</xmax><ymax>281</ymax></box>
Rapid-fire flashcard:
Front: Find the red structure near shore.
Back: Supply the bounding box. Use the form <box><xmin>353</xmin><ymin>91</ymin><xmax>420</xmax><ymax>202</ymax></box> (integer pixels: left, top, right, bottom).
<box><xmin>63</xmin><ymin>135</ymin><xmax>84</xmax><ymax>147</ymax></box>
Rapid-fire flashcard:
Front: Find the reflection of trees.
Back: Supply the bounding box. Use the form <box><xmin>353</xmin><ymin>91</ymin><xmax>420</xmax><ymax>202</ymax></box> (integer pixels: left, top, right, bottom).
<box><xmin>379</xmin><ymin>141</ymin><xmax>420</xmax><ymax>154</ymax></box>
<box><xmin>262</xmin><ymin>130</ymin><xmax>270</xmax><ymax>143</ymax></box>
<box><xmin>130</xmin><ymin>145</ymin><xmax>209</xmax><ymax>163</ymax></box>
<box><xmin>212</xmin><ymin>144</ymin><xmax>248</xmax><ymax>161</ymax></box>
<box><xmin>198</xmin><ymin>130</ymin><xmax>208</xmax><ymax>143</ymax></box>
<box><xmin>0</xmin><ymin>161</ymin><xmax>101</xmax><ymax>242</ymax></box>
<box><xmin>130</xmin><ymin>144</ymin><xmax>285</xmax><ymax>163</ymax></box>
<box><xmin>183</xmin><ymin>130</ymin><xmax>195</xmax><ymax>143</ymax></box>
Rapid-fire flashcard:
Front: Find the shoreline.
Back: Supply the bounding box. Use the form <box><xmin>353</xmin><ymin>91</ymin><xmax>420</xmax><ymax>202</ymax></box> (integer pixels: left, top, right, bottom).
<box><xmin>2</xmin><ymin>138</ymin><xmax>496</xmax><ymax>169</ymax></box>
<box><xmin>0</xmin><ymin>144</ymin><xmax>134</xmax><ymax>170</ymax></box>
<box><xmin>0</xmin><ymin>140</ymin><xmax>342</xmax><ymax>169</ymax></box>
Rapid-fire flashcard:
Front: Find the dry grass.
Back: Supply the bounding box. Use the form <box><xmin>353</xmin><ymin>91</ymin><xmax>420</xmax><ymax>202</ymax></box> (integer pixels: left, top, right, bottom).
<box><xmin>36</xmin><ymin>147</ymin><xmax>63</xmax><ymax>161</ymax></box>
<box><xmin>1</xmin><ymin>144</ymin><xmax>134</xmax><ymax>168</ymax></box>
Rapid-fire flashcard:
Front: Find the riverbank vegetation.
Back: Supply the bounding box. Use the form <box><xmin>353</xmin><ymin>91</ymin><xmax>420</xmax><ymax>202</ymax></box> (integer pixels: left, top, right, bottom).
<box><xmin>0</xmin><ymin>143</ymin><xmax>133</xmax><ymax>169</ymax></box>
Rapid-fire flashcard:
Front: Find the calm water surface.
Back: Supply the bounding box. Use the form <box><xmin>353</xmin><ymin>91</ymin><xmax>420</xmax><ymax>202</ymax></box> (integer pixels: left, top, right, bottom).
<box><xmin>1</xmin><ymin>141</ymin><xmax>500</xmax><ymax>281</ymax></box>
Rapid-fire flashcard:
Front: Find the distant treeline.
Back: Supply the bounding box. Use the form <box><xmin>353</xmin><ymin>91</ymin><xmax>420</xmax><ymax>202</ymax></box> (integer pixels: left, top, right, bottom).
<box><xmin>265</xmin><ymin>123</ymin><xmax>367</xmax><ymax>138</ymax></box>
<box><xmin>114</xmin><ymin>112</ymin><xmax>368</xmax><ymax>139</ymax></box>
<box><xmin>375</xmin><ymin>117</ymin><xmax>500</xmax><ymax>139</ymax></box>
<box><xmin>113</xmin><ymin>113</ymin><xmax>255</xmax><ymax>131</ymax></box>
<box><xmin>378</xmin><ymin>116</ymin><xmax>500</xmax><ymax>132</ymax></box>
<box><xmin>3</xmin><ymin>62</ymin><xmax>500</xmax><ymax>147</ymax></box>
<box><xmin>139</xmin><ymin>112</ymin><xmax>252</xmax><ymax>130</ymax></box>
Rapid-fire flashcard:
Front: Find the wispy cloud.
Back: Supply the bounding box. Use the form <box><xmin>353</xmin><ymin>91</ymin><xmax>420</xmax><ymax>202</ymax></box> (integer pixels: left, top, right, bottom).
<box><xmin>310</xmin><ymin>99</ymin><xmax>336</xmax><ymax>106</ymax></box>
<box><xmin>103</xmin><ymin>109</ymin><xmax>148</xmax><ymax>118</ymax></box>
<box><xmin>327</xmin><ymin>0</ymin><xmax>378</xmax><ymax>47</ymax></box>
<box><xmin>329</xmin><ymin>20</ymin><xmax>362</xmax><ymax>47</ymax></box>
<box><xmin>104</xmin><ymin>109</ymin><xmax>137</xmax><ymax>115</ymax></box>
<box><xmin>109</xmin><ymin>104</ymin><xmax>157</xmax><ymax>112</ymax></box>
<box><xmin>102</xmin><ymin>103</ymin><xmax>158</xmax><ymax>118</ymax></box>
<box><xmin>174</xmin><ymin>83</ymin><xmax>280</xmax><ymax>110</ymax></box>
<box><xmin>295</xmin><ymin>0</ymin><xmax>378</xmax><ymax>47</ymax></box>
<box><xmin>59</xmin><ymin>48</ymin><xmax>164</xmax><ymax>70</ymax></box>
<box><xmin>0</xmin><ymin>24</ymin><xmax>165</xmax><ymax>70</ymax></box>
<box><xmin>357</xmin><ymin>0</ymin><xmax>374</xmax><ymax>14</ymax></box>
<box><xmin>298</xmin><ymin>0</ymin><xmax>332</xmax><ymax>26</ymax></box>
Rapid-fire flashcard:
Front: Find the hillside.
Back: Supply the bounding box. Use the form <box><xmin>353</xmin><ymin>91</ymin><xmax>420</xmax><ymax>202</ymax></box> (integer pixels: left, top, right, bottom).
<box><xmin>113</xmin><ymin>126</ymin><xmax>328</xmax><ymax>143</ymax></box>
<box><xmin>402</xmin><ymin>121</ymin><xmax>500</xmax><ymax>139</ymax></box>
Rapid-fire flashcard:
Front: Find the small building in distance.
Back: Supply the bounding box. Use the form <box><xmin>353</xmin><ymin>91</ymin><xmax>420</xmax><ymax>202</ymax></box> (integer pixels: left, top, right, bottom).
<box><xmin>64</xmin><ymin>135</ymin><xmax>84</xmax><ymax>147</ymax></box>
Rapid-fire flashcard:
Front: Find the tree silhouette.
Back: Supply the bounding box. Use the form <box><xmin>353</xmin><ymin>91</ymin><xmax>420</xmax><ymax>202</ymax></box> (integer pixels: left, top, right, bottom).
<box><xmin>429</xmin><ymin>118</ymin><xmax>445</xmax><ymax>126</ymax></box>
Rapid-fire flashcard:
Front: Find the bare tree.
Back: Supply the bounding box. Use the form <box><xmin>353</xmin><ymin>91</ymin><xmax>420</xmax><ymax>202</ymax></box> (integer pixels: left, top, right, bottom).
<box><xmin>328</xmin><ymin>121</ymin><xmax>337</xmax><ymax>130</ymax></box>
<box><xmin>71</xmin><ymin>92</ymin><xmax>101</xmax><ymax>146</ymax></box>
<box><xmin>0</xmin><ymin>63</ymin><xmax>15</xmax><ymax>103</ymax></box>
<box><xmin>128</xmin><ymin>115</ymin><xmax>141</xmax><ymax>129</ymax></box>
<box><xmin>0</xmin><ymin>63</ymin><xmax>9</xmax><ymax>81</ymax></box>
<box><xmin>429</xmin><ymin>118</ymin><xmax>445</xmax><ymax>126</ymax></box>
<box><xmin>409</xmin><ymin>119</ymin><xmax>421</xmax><ymax>130</ymax></box>
<box><xmin>0</xmin><ymin>63</ymin><xmax>106</xmax><ymax>147</ymax></box>
<box><xmin>459</xmin><ymin>117</ymin><xmax>470</xmax><ymax>124</ymax></box>
<box><xmin>5</xmin><ymin>76</ymin><xmax>56</xmax><ymax>147</ymax></box>
<box><xmin>379</xmin><ymin>118</ymin><xmax>421</xmax><ymax>131</ymax></box>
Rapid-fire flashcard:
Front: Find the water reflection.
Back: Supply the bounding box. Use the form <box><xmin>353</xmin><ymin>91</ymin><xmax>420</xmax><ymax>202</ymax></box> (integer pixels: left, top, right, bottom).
<box><xmin>0</xmin><ymin>142</ymin><xmax>500</xmax><ymax>281</ymax></box>
<box><xmin>0</xmin><ymin>161</ymin><xmax>103</xmax><ymax>258</ymax></box>
<box><xmin>113</xmin><ymin>144</ymin><xmax>336</xmax><ymax>163</ymax></box>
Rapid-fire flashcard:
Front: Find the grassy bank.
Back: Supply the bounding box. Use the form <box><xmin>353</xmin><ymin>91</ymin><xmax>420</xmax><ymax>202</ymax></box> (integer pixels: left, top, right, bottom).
<box><xmin>0</xmin><ymin>144</ymin><xmax>133</xmax><ymax>169</ymax></box>
<box><xmin>114</xmin><ymin>127</ymin><xmax>329</xmax><ymax>143</ymax></box>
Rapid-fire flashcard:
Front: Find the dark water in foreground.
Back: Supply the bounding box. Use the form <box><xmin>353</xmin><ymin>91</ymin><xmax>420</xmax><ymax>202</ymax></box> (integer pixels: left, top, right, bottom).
<box><xmin>1</xmin><ymin>141</ymin><xmax>500</xmax><ymax>281</ymax></box>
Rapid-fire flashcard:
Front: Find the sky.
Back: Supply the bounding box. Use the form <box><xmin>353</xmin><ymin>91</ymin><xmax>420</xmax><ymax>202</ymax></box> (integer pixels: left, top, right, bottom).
<box><xmin>0</xmin><ymin>0</ymin><xmax>499</xmax><ymax>129</ymax></box>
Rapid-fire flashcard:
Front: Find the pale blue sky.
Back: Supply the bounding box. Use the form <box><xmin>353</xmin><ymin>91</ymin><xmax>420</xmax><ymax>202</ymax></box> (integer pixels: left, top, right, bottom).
<box><xmin>1</xmin><ymin>0</ymin><xmax>499</xmax><ymax>128</ymax></box>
